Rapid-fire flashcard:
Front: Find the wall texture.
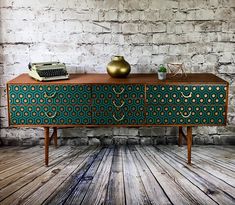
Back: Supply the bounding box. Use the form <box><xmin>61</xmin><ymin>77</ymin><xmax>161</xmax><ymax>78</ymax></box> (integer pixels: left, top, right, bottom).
<box><xmin>0</xmin><ymin>0</ymin><xmax>234</xmax><ymax>146</ymax></box>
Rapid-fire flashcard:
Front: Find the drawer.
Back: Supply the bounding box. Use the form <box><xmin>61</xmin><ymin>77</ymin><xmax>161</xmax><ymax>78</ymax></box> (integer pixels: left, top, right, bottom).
<box><xmin>92</xmin><ymin>85</ymin><xmax>144</xmax><ymax>100</ymax></box>
<box><xmin>9</xmin><ymin>85</ymin><xmax>91</xmax><ymax>105</ymax></box>
<box><xmin>92</xmin><ymin>98</ymin><xmax>145</xmax><ymax>108</ymax></box>
<box><xmin>146</xmin><ymin>85</ymin><xmax>227</xmax><ymax>105</ymax></box>
<box><xmin>9</xmin><ymin>105</ymin><xmax>91</xmax><ymax>125</ymax></box>
<box><xmin>92</xmin><ymin>104</ymin><xmax>145</xmax><ymax>125</ymax></box>
<box><xmin>146</xmin><ymin>105</ymin><xmax>226</xmax><ymax>125</ymax></box>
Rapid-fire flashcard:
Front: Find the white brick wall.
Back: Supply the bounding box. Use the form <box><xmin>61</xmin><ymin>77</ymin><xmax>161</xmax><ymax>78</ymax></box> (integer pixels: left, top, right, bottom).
<box><xmin>0</xmin><ymin>0</ymin><xmax>234</xmax><ymax>145</ymax></box>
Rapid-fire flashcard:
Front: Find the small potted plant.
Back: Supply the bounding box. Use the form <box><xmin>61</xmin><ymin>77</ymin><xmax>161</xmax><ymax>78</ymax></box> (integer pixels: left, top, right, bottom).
<box><xmin>158</xmin><ymin>64</ymin><xmax>167</xmax><ymax>80</ymax></box>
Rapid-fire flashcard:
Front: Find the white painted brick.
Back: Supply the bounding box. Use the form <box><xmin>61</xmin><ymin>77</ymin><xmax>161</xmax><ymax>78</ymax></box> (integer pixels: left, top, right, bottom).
<box><xmin>191</xmin><ymin>54</ymin><xmax>205</xmax><ymax>64</ymax></box>
<box><xmin>0</xmin><ymin>8</ymin><xmax>35</xmax><ymax>20</ymax></box>
<box><xmin>179</xmin><ymin>0</ymin><xmax>194</xmax><ymax>9</ymax></box>
<box><xmin>122</xmin><ymin>23</ymin><xmax>139</xmax><ymax>34</ymax></box>
<box><xmin>122</xmin><ymin>0</ymin><xmax>149</xmax><ymax>10</ymax></box>
<box><xmin>214</xmin><ymin>8</ymin><xmax>233</xmax><ymax>20</ymax></box>
<box><xmin>195</xmin><ymin>9</ymin><xmax>215</xmax><ymax>20</ymax></box>
<box><xmin>158</xmin><ymin>9</ymin><xmax>175</xmax><ymax>21</ymax></box>
<box><xmin>140</xmin><ymin>11</ymin><xmax>159</xmax><ymax>22</ymax></box>
<box><xmin>152</xmin><ymin>55</ymin><xmax>165</xmax><ymax>65</ymax></box>
<box><xmin>208</xmin><ymin>0</ymin><xmax>219</xmax><ymax>8</ymax></box>
<box><xmin>130</xmin><ymin>34</ymin><xmax>152</xmax><ymax>44</ymax></box>
<box><xmin>195</xmin><ymin>21</ymin><xmax>222</xmax><ymax>32</ymax></box>
<box><xmin>175</xmin><ymin>11</ymin><xmax>187</xmax><ymax>20</ymax></box>
<box><xmin>104</xmin><ymin>10</ymin><xmax>118</xmax><ymax>21</ymax></box>
<box><xmin>219</xmin><ymin>52</ymin><xmax>233</xmax><ymax>63</ymax></box>
<box><xmin>158</xmin><ymin>45</ymin><xmax>169</xmax><ymax>54</ymax></box>
<box><xmin>218</xmin><ymin>65</ymin><xmax>235</xmax><ymax>74</ymax></box>
<box><xmin>151</xmin><ymin>0</ymin><xmax>178</xmax><ymax>9</ymax></box>
<box><xmin>140</xmin><ymin>22</ymin><xmax>166</xmax><ymax>33</ymax></box>
<box><xmin>221</xmin><ymin>0</ymin><xmax>235</xmax><ymax>7</ymax></box>
<box><xmin>213</xmin><ymin>42</ymin><xmax>235</xmax><ymax>52</ymax></box>
<box><xmin>218</xmin><ymin>33</ymin><xmax>235</xmax><ymax>42</ymax></box>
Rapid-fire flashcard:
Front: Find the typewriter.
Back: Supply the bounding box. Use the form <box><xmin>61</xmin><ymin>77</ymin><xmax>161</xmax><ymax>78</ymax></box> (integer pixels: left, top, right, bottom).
<box><xmin>28</xmin><ymin>62</ymin><xmax>69</xmax><ymax>81</ymax></box>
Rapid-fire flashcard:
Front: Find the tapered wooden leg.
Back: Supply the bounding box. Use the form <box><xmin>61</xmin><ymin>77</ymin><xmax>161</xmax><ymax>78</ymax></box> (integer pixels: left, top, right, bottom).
<box><xmin>187</xmin><ymin>126</ymin><xmax>192</xmax><ymax>165</ymax></box>
<box><xmin>53</xmin><ymin>127</ymin><xmax>58</xmax><ymax>147</ymax></box>
<box><xmin>44</xmin><ymin>127</ymin><xmax>49</xmax><ymax>166</ymax></box>
<box><xmin>178</xmin><ymin>126</ymin><xmax>183</xmax><ymax>147</ymax></box>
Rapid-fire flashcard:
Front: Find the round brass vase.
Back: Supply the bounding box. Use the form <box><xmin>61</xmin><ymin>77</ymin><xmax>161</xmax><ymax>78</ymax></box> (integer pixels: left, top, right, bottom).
<box><xmin>107</xmin><ymin>56</ymin><xmax>131</xmax><ymax>78</ymax></box>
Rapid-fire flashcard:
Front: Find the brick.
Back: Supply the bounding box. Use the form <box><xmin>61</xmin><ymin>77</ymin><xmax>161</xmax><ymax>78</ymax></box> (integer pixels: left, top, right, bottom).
<box><xmin>113</xmin><ymin>136</ymin><xmax>128</xmax><ymax>145</ymax></box>
<box><xmin>151</xmin><ymin>0</ymin><xmax>178</xmax><ymax>9</ymax></box>
<box><xmin>219</xmin><ymin>52</ymin><xmax>233</xmax><ymax>63</ymax></box>
<box><xmin>191</xmin><ymin>54</ymin><xmax>205</xmax><ymax>64</ymax></box>
<box><xmin>140</xmin><ymin>137</ymin><xmax>152</xmax><ymax>145</ymax></box>
<box><xmin>166</xmin><ymin>136</ymin><xmax>177</xmax><ymax>145</ymax></box>
<box><xmin>87</xmin><ymin>128</ymin><xmax>112</xmax><ymax>137</ymax></box>
<box><xmin>195</xmin><ymin>9</ymin><xmax>215</xmax><ymax>20</ymax></box>
<box><xmin>127</xmin><ymin>137</ymin><xmax>140</xmax><ymax>145</ymax></box>
<box><xmin>158</xmin><ymin>9</ymin><xmax>175</xmax><ymax>21</ymax></box>
<box><xmin>195</xmin><ymin>21</ymin><xmax>222</xmax><ymax>32</ymax></box>
<box><xmin>213</xmin><ymin>42</ymin><xmax>235</xmax><ymax>52</ymax></box>
<box><xmin>208</xmin><ymin>0</ymin><xmax>220</xmax><ymax>8</ymax></box>
<box><xmin>140</xmin><ymin>22</ymin><xmax>166</xmax><ymax>33</ymax></box>
<box><xmin>130</xmin><ymin>34</ymin><xmax>152</xmax><ymax>44</ymax></box>
<box><xmin>104</xmin><ymin>10</ymin><xmax>118</xmax><ymax>21</ymax></box>
<box><xmin>214</xmin><ymin>8</ymin><xmax>233</xmax><ymax>20</ymax></box>
<box><xmin>220</xmin><ymin>136</ymin><xmax>235</xmax><ymax>145</ymax></box>
<box><xmin>218</xmin><ymin>65</ymin><xmax>235</xmax><ymax>74</ymax></box>
<box><xmin>152</xmin><ymin>136</ymin><xmax>166</xmax><ymax>145</ymax></box>
<box><xmin>140</xmin><ymin>11</ymin><xmax>159</xmax><ymax>22</ymax></box>
<box><xmin>139</xmin><ymin>127</ymin><xmax>152</xmax><ymax>136</ymax></box>
<box><xmin>88</xmin><ymin>138</ymin><xmax>101</xmax><ymax>145</ymax></box>
<box><xmin>113</xmin><ymin>128</ymin><xmax>138</xmax><ymax>136</ymax></box>
<box><xmin>100</xmin><ymin>137</ymin><xmax>113</xmax><ymax>145</ymax></box>
<box><xmin>122</xmin><ymin>0</ymin><xmax>149</xmax><ymax>10</ymax></box>
<box><xmin>179</xmin><ymin>0</ymin><xmax>194</xmax><ymax>9</ymax></box>
<box><xmin>152</xmin><ymin>55</ymin><xmax>165</xmax><ymax>65</ymax></box>
<box><xmin>122</xmin><ymin>23</ymin><xmax>139</xmax><ymax>34</ymax></box>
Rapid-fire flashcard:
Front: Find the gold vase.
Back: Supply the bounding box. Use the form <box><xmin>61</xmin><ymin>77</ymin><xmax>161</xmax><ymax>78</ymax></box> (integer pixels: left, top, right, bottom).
<box><xmin>107</xmin><ymin>56</ymin><xmax>131</xmax><ymax>78</ymax></box>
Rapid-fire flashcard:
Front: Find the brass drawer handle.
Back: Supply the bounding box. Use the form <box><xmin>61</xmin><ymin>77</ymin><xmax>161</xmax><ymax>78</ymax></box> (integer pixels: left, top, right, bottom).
<box><xmin>180</xmin><ymin>111</ymin><xmax>192</xmax><ymax>118</ymax></box>
<box><xmin>44</xmin><ymin>111</ymin><xmax>57</xmax><ymax>119</ymax></box>
<box><xmin>113</xmin><ymin>100</ymin><xmax>125</xmax><ymax>108</ymax></box>
<box><xmin>181</xmin><ymin>92</ymin><xmax>192</xmax><ymax>98</ymax></box>
<box><xmin>113</xmin><ymin>87</ymin><xmax>125</xmax><ymax>95</ymax></box>
<box><xmin>44</xmin><ymin>92</ymin><xmax>57</xmax><ymax>98</ymax></box>
<box><xmin>113</xmin><ymin>114</ymin><xmax>125</xmax><ymax>122</ymax></box>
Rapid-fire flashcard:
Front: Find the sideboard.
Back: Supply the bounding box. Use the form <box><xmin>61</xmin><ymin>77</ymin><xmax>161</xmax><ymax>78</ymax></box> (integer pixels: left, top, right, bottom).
<box><xmin>7</xmin><ymin>73</ymin><xmax>229</xmax><ymax>166</ymax></box>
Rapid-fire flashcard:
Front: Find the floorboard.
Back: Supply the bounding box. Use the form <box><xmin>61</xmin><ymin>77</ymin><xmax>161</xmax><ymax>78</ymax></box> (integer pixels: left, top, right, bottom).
<box><xmin>0</xmin><ymin>145</ymin><xmax>234</xmax><ymax>205</ymax></box>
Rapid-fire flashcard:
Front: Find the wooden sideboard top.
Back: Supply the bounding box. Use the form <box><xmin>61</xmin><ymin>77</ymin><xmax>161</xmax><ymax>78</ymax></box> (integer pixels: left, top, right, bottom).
<box><xmin>7</xmin><ymin>73</ymin><xmax>228</xmax><ymax>85</ymax></box>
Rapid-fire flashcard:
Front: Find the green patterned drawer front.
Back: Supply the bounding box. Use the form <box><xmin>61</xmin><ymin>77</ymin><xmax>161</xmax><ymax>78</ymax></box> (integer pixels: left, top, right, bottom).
<box><xmin>92</xmin><ymin>85</ymin><xmax>145</xmax><ymax>125</ymax></box>
<box><xmin>10</xmin><ymin>105</ymin><xmax>91</xmax><ymax>125</ymax></box>
<box><xmin>92</xmin><ymin>85</ymin><xmax>144</xmax><ymax>100</ymax></box>
<box><xmin>146</xmin><ymin>105</ymin><xmax>225</xmax><ymax>125</ymax></box>
<box><xmin>146</xmin><ymin>85</ymin><xmax>226</xmax><ymax>105</ymax></box>
<box><xmin>92</xmin><ymin>104</ymin><xmax>145</xmax><ymax>125</ymax></box>
<box><xmin>9</xmin><ymin>85</ymin><xmax>91</xmax><ymax>105</ymax></box>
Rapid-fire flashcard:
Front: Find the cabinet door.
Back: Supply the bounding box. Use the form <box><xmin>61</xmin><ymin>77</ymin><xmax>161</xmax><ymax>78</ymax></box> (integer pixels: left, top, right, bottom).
<box><xmin>146</xmin><ymin>85</ymin><xmax>227</xmax><ymax>105</ymax></box>
<box><xmin>9</xmin><ymin>85</ymin><xmax>91</xmax><ymax>105</ymax></box>
<box><xmin>9</xmin><ymin>105</ymin><xmax>91</xmax><ymax>125</ymax></box>
<box><xmin>92</xmin><ymin>85</ymin><xmax>145</xmax><ymax>125</ymax></box>
<box><xmin>146</xmin><ymin>105</ymin><xmax>226</xmax><ymax>125</ymax></box>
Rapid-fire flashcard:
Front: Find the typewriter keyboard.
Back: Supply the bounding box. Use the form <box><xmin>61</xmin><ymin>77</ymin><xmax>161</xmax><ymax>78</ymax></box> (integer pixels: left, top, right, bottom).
<box><xmin>38</xmin><ymin>69</ymin><xmax>68</xmax><ymax>77</ymax></box>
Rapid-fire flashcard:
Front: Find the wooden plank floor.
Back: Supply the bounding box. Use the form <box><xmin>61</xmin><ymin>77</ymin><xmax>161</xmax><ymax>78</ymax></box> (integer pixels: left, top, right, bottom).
<box><xmin>0</xmin><ymin>145</ymin><xmax>234</xmax><ymax>205</ymax></box>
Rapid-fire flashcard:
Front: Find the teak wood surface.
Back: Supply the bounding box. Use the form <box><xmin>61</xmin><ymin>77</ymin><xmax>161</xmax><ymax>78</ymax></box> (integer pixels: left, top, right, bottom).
<box><xmin>8</xmin><ymin>73</ymin><xmax>228</xmax><ymax>84</ymax></box>
<box><xmin>6</xmin><ymin>73</ymin><xmax>229</xmax><ymax>166</ymax></box>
